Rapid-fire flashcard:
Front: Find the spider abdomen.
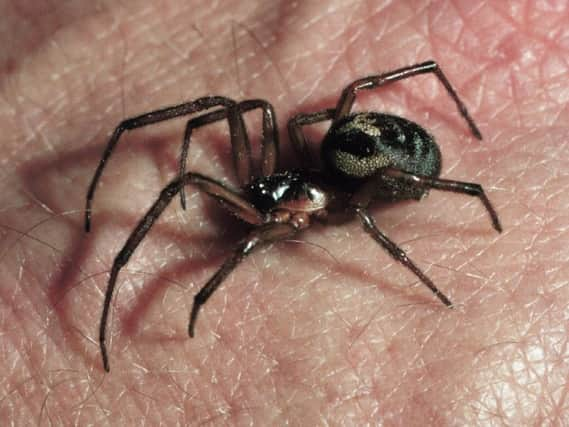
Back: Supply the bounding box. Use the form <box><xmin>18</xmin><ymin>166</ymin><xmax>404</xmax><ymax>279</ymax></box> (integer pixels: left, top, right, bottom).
<box><xmin>321</xmin><ymin>112</ymin><xmax>441</xmax><ymax>199</ymax></box>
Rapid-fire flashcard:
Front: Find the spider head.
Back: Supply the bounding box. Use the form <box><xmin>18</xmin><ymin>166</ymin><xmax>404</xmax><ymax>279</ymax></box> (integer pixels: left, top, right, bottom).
<box><xmin>247</xmin><ymin>171</ymin><xmax>330</xmax><ymax>214</ymax></box>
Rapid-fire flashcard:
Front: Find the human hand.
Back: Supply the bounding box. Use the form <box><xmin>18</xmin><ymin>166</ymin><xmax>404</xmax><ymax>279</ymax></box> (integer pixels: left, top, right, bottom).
<box><xmin>1</xmin><ymin>1</ymin><xmax>567</xmax><ymax>424</ymax></box>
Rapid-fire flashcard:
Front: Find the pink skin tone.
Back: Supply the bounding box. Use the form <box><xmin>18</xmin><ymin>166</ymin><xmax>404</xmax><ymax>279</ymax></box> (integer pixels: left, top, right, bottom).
<box><xmin>1</xmin><ymin>1</ymin><xmax>568</xmax><ymax>425</ymax></box>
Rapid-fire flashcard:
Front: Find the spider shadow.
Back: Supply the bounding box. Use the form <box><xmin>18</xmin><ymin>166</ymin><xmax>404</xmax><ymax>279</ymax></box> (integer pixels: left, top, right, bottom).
<box><xmin>294</xmin><ymin>210</ymin><xmax>435</xmax><ymax>303</ymax></box>
<box><xmin>117</xmin><ymin>209</ymin><xmax>245</xmax><ymax>338</ymax></box>
<box><xmin>16</xmin><ymin>88</ymin><xmax>492</xmax><ymax>368</ymax></box>
<box><xmin>295</xmin><ymin>200</ymin><xmax>496</xmax><ymax>310</ymax></box>
<box><xmin>17</xmin><ymin>125</ymin><xmax>251</xmax><ymax>368</ymax></box>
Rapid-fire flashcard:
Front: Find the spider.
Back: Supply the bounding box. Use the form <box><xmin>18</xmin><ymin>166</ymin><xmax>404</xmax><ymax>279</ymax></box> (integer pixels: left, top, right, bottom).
<box><xmin>85</xmin><ymin>60</ymin><xmax>502</xmax><ymax>372</ymax></box>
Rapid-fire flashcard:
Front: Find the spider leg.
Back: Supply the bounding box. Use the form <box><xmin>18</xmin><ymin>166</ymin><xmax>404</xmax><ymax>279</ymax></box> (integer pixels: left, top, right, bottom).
<box><xmin>287</xmin><ymin>109</ymin><xmax>335</xmax><ymax>168</ymax></box>
<box><xmin>99</xmin><ymin>171</ymin><xmax>263</xmax><ymax>372</ymax></box>
<box><xmin>353</xmin><ymin>207</ymin><xmax>453</xmax><ymax>307</ymax></box>
<box><xmin>334</xmin><ymin>60</ymin><xmax>482</xmax><ymax>139</ymax></box>
<box><xmin>85</xmin><ymin>96</ymin><xmax>246</xmax><ymax>232</ymax></box>
<box><xmin>381</xmin><ymin>167</ymin><xmax>502</xmax><ymax>233</ymax></box>
<box><xmin>179</xmin><ymin>99</ymin><xmax>279</xmax><ymax>209</ymax></box>
<box><xmin>188</xmin><ymin>222</ymin><xmax>297</xmax><ymax>338</ymax></box>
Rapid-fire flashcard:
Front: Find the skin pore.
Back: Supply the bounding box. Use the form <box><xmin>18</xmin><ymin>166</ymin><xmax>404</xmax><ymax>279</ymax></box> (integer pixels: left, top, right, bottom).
<box><xmin>1</xmin><ymin>1</ymin><xmax>568</xmax><ymax>425</ymax></box>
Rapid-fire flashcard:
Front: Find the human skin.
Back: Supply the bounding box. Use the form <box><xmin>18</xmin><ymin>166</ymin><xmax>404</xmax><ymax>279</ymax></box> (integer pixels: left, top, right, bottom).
<box><xmin>1</xmin><ymin>0</ymin><xmax>568</xmax><ymax>425</ymax></box>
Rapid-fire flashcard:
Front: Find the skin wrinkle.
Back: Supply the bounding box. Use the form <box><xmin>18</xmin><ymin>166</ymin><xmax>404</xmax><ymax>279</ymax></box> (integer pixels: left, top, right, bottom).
<box><xmin>205</xmin><ymin>306</ymin><xmax>256</xmax><ymax>416</ymax></box>
<box><xmin>1</xmin><ymin>0</ymin><xmax>568</xmax><ymax>424</ymax></box>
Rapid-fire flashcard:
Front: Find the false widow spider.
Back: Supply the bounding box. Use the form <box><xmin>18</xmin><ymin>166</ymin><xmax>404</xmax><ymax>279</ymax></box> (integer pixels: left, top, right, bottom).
<box><xmin>85</xmin><ymin>60</ymin><xmax>502</xmax><ymax>372</ymax></box>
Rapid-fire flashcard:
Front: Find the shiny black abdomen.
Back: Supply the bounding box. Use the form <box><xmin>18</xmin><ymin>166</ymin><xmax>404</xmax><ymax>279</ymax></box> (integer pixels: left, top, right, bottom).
<box><xmin>321</xmin><ymin>112</ymin><xmax>442</xmax><ymax>200</ymax></box>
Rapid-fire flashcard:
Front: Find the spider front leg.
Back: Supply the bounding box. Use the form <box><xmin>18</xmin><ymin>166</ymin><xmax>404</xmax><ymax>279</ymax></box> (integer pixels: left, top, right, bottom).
<box><xmin>189</xmin><ymin>222</ymin><xmax>297</xmax><ymax>338</ymax></box>
<box><xmin>85</xmin><ymin>96</ymin><xmax>243</xmax><ymax>231</ymax></box>
<box><xmin>334</xmin><ymin>60</ymin><xmax>483</xmax><ymax>139</ymax></box>
<box><xmin>179</xmin><ymin>99</ymin><xmax>279</xmax><ymax>209</ymax></box>
<box><xmin>98</xmin><ymin>171</ymin><xmax>264</xmax><ymax>372</ymax></box>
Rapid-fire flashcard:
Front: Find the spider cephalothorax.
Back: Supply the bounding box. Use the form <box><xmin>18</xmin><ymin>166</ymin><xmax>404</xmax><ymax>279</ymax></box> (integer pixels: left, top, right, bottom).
<box><xmin>86</xmin><ymin>60</ymin><xmax>502</xmax><ymax>372</ymax></box>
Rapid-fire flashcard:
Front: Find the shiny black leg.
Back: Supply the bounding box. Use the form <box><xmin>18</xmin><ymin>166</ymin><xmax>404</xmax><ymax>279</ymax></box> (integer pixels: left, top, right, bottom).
<box><xmin>179</xmin><ymin>99</ymin><xmax>279</xmax><ymax>208</ymax></box>
<box><xmin>287</xmin><ymin>109</ymin><xmax>335</xmax><ymax>167</ymax></box>
<box><xmin>188</xmin><ymin>223</ymin><xmax>297</xmax><ymax>338</ymax></box>
<box><xmin>85</xmin><ymin>96</ymin><xmax>240</xmax><ymax>232</ymax></box>
<box><xmin>382</xmin><ymin>168</ymin><xmax>502</xmax><ymax>233</ymax></box>
<box><xmin>334</xmin><ymin>60</ymin><xmax>482</xmax><ymax>139</ymax></box>
<box><xmin>99</xmin><ymin>171</ymin><xmax>263</xmax><ymax>372</ymax></box>
<box><xmin>354</xmin><ymin>207</ymin><xmax>453</xmax><ymax>307</ymax></box>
